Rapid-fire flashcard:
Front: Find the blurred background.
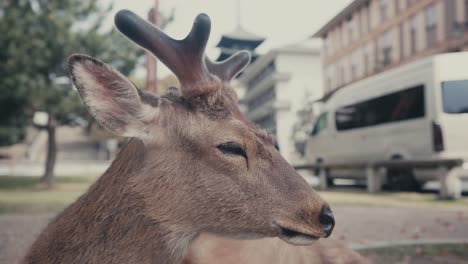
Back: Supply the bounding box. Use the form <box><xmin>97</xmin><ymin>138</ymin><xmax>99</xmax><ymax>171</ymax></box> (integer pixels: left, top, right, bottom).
<box><xmin>1</xmin><ymin>0</ymin><xmax>468</xmax><ymax>263</ymax></box>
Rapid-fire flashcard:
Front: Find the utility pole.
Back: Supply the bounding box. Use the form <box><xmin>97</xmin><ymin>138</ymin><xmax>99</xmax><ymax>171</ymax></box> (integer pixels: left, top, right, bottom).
<box><xmin>146</xmin><ymin>0</ymin><xmax>160</xmax><ymax>94</ymax></box>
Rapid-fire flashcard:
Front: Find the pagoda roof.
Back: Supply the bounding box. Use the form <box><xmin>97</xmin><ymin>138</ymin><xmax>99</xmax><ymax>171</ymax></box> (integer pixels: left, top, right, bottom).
<box><xmin>224</xmin><ymin>26</ymin><xmax>265</xmax><ymax>41</ymax></box>
<box><xmin>216</xmin><ymin>26</ymin><xmax>265</xmax><ymax>49</ymax></box>
<box><xmin>217</xmin><ymin>48</ymin><xmax>260</xmax><ymax>62</ymax></box>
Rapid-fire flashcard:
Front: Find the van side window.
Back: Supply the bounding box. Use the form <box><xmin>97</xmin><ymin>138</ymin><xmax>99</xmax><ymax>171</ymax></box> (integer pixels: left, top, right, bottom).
<box><xmin>335</xmin><ymin>85</ymin><xmax>425</xmax><ymax>131</ymax></box>
<box><xmin>442</xmin><ymin>80</ymin><xmax>468</xmax><ymax>114</ymax></box>
<box><xmin>312</xmin><ymin>113</ymin><xmax>328</xmax><ymax>136</ymax></box>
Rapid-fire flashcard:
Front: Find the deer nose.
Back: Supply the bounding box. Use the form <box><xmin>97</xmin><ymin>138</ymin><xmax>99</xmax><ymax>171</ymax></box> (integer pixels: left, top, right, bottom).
<box><xmin>319</xmin><ymin>207</ymin><xmax>335</xmax><ymax>237</ymax></box>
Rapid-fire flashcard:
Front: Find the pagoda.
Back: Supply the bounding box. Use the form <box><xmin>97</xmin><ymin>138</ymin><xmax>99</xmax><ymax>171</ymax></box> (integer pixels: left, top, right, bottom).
<box><xmin>216</xmin><ymin>26</ymin><xmax>265</xmax><ymax>62</ymax></box>
<box><xmin>216</xmin><ymin>0</ymin><xmax>265</xmax><ymax>62</ymax></box>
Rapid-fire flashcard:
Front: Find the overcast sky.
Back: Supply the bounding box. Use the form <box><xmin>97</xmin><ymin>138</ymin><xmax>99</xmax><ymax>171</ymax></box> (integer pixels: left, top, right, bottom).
<box><xmin>102</xmin><ymin>0</ymin><xmax>352</xmax><ymax>77</ymax></box>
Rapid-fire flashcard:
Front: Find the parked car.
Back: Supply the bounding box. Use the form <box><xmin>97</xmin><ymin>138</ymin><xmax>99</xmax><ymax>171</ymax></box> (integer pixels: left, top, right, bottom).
<box><xmin>305</xmin><ymin>52</ymin><xmax>468</xmax><ymax>190</ymax></box>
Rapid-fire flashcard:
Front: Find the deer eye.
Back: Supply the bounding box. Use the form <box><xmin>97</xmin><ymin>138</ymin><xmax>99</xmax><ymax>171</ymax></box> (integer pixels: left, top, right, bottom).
<box><xmin>217</xmin><ymin>142</ymin><xmax>247</xmax><ymax>160</ymax></box>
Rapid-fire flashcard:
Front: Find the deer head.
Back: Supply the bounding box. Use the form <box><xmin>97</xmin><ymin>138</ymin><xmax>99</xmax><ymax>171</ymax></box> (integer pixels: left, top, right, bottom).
<box><xmin>68</xmin><ymin>10</ymin><xmax>334</xmax><ymax>247</ymax></box>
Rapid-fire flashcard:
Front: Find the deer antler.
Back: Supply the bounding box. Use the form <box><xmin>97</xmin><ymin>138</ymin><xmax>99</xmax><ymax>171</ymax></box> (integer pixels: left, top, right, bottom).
<box><xmin>205</xmin><ymin>51</ymin><xmax>251</xmax><ymax>82</ymax></box>
<box><xmin>115</xmin><ymin>10</ymin><xmax>218</xmax><ymax>98</ymax></box>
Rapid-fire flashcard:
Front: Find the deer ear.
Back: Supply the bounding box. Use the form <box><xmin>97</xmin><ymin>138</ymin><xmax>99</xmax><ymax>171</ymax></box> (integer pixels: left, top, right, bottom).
<box><xmin>68</xmin><ymin>54</ymin><xmax>157</xmax><ymax>139</ymax></box>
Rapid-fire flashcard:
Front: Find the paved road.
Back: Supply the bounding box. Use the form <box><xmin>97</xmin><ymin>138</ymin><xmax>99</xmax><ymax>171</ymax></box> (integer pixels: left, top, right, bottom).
<box><xmin>1</xmin><ymin>205</ymin><xmax>467</xmax><ymax>263</ymax></box>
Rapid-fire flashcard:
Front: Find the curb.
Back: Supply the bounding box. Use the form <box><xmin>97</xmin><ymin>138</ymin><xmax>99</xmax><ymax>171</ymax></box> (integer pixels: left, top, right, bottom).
<box><xmin>350</xmin><ymin>238</ymin><xmax>468</xmax><ymax>250</ymax></box>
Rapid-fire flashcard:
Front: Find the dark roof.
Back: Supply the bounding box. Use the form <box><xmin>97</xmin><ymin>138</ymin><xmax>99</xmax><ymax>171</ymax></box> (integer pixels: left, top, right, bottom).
<box><xmin>216</xmin><ymin>26</ymin><xmax>265</xmax><ymax>49</ymax></box>
<box><xmin>313</xmin><ymin>0</ymin><xmax>369</xmax><ymax>38</ymax></box>
<box><xmin>215</xmin><ymin>26</ymin><xmax>265</xmax><ymax>62</ymax></box>
<box><xmin>223</xmin><ymin>26</ymin><xmax>265</xmax><ymax>41</ymax></box>
<box><xmin>217</xmin><ymin>49</ymin><xmax>260</xmax><ymax>62</ymax></box>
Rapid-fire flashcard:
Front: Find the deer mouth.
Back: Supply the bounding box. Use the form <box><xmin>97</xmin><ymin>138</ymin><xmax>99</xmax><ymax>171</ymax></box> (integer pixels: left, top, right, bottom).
<box><xmin>276</xmin><ymin>225</ymin><xmax>320</xmax><ymax>246</ymax></box>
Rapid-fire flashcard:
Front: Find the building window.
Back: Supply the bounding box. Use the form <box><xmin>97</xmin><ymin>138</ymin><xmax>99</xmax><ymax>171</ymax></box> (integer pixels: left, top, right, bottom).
<box><xmin>399</xmin><ymin>23</ymin><xmax>404</xmax><ymax>60</ymax></box>
<box><xmin>256</xmin><ymin>113</ymin><xmax>276</xmax><ymax>135</ymax></box>
<box><xmin>340</xmin><ymin>65</ymin><xmax>345</xmax><ymax>86</ymax></box>
<box><xmin>425</xmin><ymin>4</ymin><xmax>437</xmax><ymax>48</ymax></box>
<box><xmin>360</xmin><ymin>8</ymin><xmax>367</xmax><ymax>35</ymax></box>
<box><xmin>380</xmin><ymin>0</ymin><xmax>388</xmax><ymax>22</ymax></box>
<box><xmin>336</xmin><ymin>28</ymin><xmax>341</xmax><ymax>50</ymax></box>
<box><xmin>247</xmin><ymin>86</ymin><xmax>276</xmax><ymax>112</ymax></box>
<box><xmin>337</xmin><ymin>26</ymin><xmax>342</xmax><ymax>48</ymax></box>
<box><xmin>363</xmin><ymin>45</ymin><xmax>369</xmax><ymax>75</ymax></box>
<box><xmin>247</xmin><ymin>62</ymin><xmax>275</xmax><ymax>89</ymax></box>
<box><xmin>331</xmin><ymin>32</ymin><xmax>336</xmax><ymax>53</ymax></box>
<box><xmin>324</xmin><ymin>34</ymin><xmax>329</xmax><ymax>56</ymax></box>
<box><xmin>409</xmin><ymin>15</ymin><xmax>417</xmax><ymax>53</ymax></box>
<box><xmin>355</xmin><ymin>9</ymin><xmax>364</xmax><ymax>38</ymax></box>
<box><xmin>465</xmin><ymin>0</ymin><xmax>468</xmax><ymax>22</ymax></box>
<box><xmin>350</xmin><ymin>51</ymin><xmax>358</xmax><ymax>80</ymax></box>
<box><xmin>367</xmin><ymin>4</ymin><xmax>372</xmax><ymax>32</ymax></box>
<box><xmin>326</xmin><ymin>66</ymin><xmax>334</xmax><ymax>91</ymax></box>
<box><xmin>347</xmin><ymin>17</ymin><xmax>354</xmax><ymax>42</ymax></box>
<box><xmin>381</xmin><ymin>30</ymin><xmax>393</xmax><ymax>66</ymax></box>
<box><xmin>342</xmin><ymin>23</ymin><xmax>347</xmax><ymax>47</ymax></box>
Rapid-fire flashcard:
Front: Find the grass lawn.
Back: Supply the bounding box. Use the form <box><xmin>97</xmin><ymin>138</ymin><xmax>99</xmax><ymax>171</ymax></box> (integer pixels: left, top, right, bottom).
<box><xmin>360</xmin><ymin>243</ymin><xmax>468</xmax><ymax>264</ymax></box>
<box><xmin>0</xmin><ymin>176</ymin><xmax>467</xmax><ymax>214</ymax></box>
<box><xmin>0</xmin><ymin>176</ymin><xmax>96</xmax><ymax>214</ymax></box>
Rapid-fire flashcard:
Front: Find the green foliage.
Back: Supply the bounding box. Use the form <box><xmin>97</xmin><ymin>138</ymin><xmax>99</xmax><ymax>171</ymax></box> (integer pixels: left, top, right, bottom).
<box><xmin>0</xmin><ymin>0</ymin><xmax>144</xmax><ymax>146</ymax></box>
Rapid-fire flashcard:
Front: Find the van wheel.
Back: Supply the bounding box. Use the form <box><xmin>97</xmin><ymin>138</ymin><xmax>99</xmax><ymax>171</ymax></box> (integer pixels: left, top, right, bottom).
<box><xmin>327</xmin><ymin>176</ymin><xmax>334</xmax><ymax>186</ymax></box>
<box><xmin>385</xmin><ymin>167</ymin><xmax>421</xmax><ymax>191</ymax></box>
<box><xmin>315</xmin><ymin>159</ymin><xmax>334</xmax><ymax>187</ymax></box>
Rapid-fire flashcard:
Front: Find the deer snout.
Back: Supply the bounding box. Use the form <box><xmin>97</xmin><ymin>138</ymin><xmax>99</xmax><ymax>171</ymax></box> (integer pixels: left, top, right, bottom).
<box><xmin>319</xmin><ymin>206</ymin><xmax>335</xmax><ymax>238</ymax></box>
<box><xmin>275</xmin><ymin>205</ymin><xmax>335</xmax><ymax>246</ymax></box>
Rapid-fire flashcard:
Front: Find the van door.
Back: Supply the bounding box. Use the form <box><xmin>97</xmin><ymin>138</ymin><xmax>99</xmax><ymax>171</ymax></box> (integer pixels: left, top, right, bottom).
<box><xmin>361</xmin><ymin>84</ymin><xmax>429</xmax><ymax>161</ymax></box>
<box><xmin>307</xmin><ymin>112</ymin><xmax>329</xmax><ymax>163</ymax></box>
<box><xmin>440</xmin><ymin>80</ymin><xmax>468</xmax><ymax>159</ymax></box>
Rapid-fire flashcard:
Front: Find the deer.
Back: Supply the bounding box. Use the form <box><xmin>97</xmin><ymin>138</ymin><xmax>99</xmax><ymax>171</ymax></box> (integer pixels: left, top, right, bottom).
<box><xmin>22</xmin><ymin>10</ymin><xmax>337</xmax><ymax>264</ymax></box>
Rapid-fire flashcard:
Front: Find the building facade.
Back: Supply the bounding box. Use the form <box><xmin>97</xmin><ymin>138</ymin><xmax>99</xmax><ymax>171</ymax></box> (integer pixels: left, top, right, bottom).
<box><xmin>239</xmin><ymin>41</ymin><xmax>324</xmax><ymax>163</ymax></box>
<box><xmin>314</xmin><ymin>0</ymin><xmax>468</xmax><ymax>94</ymax></box>
<box><xmin>215</xmin><ymin>25</ymin><xmax>266</xmax><ymax>107</ymax></box>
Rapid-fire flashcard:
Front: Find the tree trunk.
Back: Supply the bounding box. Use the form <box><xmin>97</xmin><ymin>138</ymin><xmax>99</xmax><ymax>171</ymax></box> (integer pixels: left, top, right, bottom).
<box><xmin>39</xmin><ymin>116</ymin><xmax>57</xmax><ymax>187</ymax></box>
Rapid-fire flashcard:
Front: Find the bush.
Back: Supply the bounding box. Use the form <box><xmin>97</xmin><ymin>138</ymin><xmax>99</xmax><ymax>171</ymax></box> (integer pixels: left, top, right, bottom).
<box><xmin>0</xmin><ymin>126</ymin><xmax>26</xmax><ymax>146</ymax></box>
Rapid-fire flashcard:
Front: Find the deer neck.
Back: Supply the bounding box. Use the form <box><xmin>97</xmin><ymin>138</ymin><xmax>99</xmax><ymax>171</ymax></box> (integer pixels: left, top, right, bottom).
<box><xmin>24</xmin><ymin>140</ymin><xmax>196</xmax><ymax>264</ymax></box>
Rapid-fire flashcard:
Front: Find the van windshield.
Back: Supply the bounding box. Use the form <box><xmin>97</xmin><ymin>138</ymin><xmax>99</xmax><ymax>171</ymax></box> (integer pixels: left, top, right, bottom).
<box><xmin>442</xmin><ymin>80</ymin><xmax>468</xmax><ymax>114</ymax></box>
<box><xmin>311</xmin><ymin>113</ymin><xmax>328</xmax><ymax>136</ymax></box>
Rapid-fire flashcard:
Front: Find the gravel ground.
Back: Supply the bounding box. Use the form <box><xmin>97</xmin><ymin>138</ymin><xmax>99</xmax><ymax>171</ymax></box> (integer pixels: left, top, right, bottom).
<box><xmin>361</xmin><ymin>244</ymin><xmax>468</xmax><ymax>264</ymax></box>
<box><xmin>330</xmin><ymin>206</ymin><xmax>468</xmax><ymax>247</ymax></box>
<box><xmin>1</xmin><ymin>205</ymin><xmax>468</xmax><ymax>263</ymax></box>
<box><xmin>0</xmin><ymin>214</ymin><xmax>52</xmax><ymax>264</ymax></box>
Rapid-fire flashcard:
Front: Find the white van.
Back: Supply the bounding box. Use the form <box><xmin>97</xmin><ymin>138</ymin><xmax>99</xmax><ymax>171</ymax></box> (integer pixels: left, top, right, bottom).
<box><xmin>305</xmin><ymin>52</ymin><xmax>468</xmax><ymax>190</ymax></box>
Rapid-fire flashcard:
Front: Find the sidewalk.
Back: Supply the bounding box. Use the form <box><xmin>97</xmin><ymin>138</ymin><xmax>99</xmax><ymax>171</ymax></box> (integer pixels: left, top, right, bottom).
<box><xmin>330</xmin><ymin>206</ymin><xmax>468</xmax><ymax>249</ymax></box>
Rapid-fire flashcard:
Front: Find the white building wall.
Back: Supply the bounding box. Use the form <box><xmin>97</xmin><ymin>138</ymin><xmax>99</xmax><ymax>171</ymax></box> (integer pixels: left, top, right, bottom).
<box><xmin>274</xmin><ymin>52</ymin><xmax>323</xmax><ymax>163</ymax></box>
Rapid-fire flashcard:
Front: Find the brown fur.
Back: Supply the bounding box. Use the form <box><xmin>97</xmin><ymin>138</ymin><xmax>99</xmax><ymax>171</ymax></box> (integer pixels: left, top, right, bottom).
<box><xmin>184</xmin><ymin>234</ymin><xmax>371</xmax><ymax>264</ymax></box>
<box><xmin>22</xmin><ymin>62</ymin><xmax>332</xmax><ymax>263</ymax></box>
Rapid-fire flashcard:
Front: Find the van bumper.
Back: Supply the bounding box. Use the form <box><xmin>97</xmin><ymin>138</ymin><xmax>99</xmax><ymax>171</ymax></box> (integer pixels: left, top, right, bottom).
<box><xmin>414</xmin><ymin>162</ymin><xmax>468</xmax><ymax>182</ymax></box>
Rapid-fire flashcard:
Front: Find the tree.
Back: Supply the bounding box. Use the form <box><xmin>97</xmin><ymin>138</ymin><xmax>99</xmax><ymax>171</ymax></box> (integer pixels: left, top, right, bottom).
<box><xmin>291</xmin><ymin>91</ymin><xmax>323</xmax><ymax>160</ymax></box>
<box><xmin>0</xmin><ymin>0</ymin><xmax>144</xmax><ymax>187</ymax></box>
